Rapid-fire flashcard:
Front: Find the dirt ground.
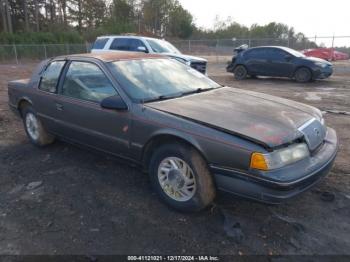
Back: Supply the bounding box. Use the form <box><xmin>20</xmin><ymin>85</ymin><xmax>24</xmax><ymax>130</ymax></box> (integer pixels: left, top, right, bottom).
<box><xmin>0</xmin><ymin>60</ymin><xmax>350</xmax><ymax>256</ymax></box>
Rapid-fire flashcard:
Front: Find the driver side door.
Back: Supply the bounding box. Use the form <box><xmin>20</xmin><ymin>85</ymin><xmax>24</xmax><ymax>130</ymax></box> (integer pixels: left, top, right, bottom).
<box><xmin>54</xmin><ymin>60</ymin><xmax>131</xmax><ymax>157</ymax></box>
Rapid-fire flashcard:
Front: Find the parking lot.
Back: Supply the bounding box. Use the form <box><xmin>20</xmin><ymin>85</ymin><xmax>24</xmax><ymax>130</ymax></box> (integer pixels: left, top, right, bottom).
<box><xmin>0</xmin><ymin>60</ymin><xmax>349</xmax><ymax>255</ymax></box>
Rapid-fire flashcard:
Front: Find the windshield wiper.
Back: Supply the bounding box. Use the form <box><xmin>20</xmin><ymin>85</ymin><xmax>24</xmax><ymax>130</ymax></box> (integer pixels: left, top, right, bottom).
<box><xmin>143</xmin><ymin>92</ymin><xmax>182</xmax><ymax>103</ymax></box>
<box><xmin>180</xmin><ymin>87</ymin><xmax>218</xmax><ymax>96</ymax></box>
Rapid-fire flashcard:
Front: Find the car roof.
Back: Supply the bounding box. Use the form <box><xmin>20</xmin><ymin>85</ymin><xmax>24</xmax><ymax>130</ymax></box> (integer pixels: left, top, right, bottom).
<box><xmin>248</xmin><ymin>46</ymin><xmax>292</xmax><ymax>51</ymax></box>
<box><xmin>96</xmin><ymin>35</ymin><xmax>166</xmax><ymax>42</ymax></box>
<box><xmin>55</xmin><ymin>52</ymin><xmax>164</xmax><ymax>62</ymax></box>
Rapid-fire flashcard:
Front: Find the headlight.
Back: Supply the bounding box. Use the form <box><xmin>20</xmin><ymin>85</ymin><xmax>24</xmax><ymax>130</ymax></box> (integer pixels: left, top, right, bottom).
<box><xmin>315</xmin><ymin>62</ymin><xmax>327</xmax><ymax>68</ymax></box>
<box><xmin>250</xmin><ymin>143</ymin><xmax>310</xmax><ymax>171</ymax></box>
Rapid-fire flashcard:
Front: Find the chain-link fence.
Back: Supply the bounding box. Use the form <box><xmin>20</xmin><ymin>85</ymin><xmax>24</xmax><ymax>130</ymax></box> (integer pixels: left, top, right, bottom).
<box><xmin>172</xmin><ymin>36</ymin><xmax>350</xmax><ymax>62</ymax></box>
<box><xmin>0</xmin><ymin>43</ymin><xmax>91</xmax><ymax>64</ymax></box>
<box><xmin>0</xmin><ymin>36</ymin><xmax>349</xmax><ymax>64</ymax></box>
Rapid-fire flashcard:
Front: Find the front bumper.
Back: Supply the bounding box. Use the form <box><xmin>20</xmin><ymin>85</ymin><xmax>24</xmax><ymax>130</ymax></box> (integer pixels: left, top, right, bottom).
<box><xmin>313</xmin><ymin>66</ymin><xmax>333</xmax><ymax>79</ymax></box>
<box><xmin>211</xmin><ymin>127</ymin><xmax>338</xmax><ymax>204</ymax></box>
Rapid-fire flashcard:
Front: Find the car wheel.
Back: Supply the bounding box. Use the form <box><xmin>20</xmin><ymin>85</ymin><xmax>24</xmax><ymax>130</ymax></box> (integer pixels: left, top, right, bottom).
<box><xmin>295</xmin><ymin>67</ymin><xmax>312</xmax><ymax>83</ymax></box>
<box><xmin>22</xmin><ymin>106</ymin><xmax>55</xmax><ymax>146</ymax></box>
<box><xmin>234</xmin><ymin>65</ymin><xmax>248</xmax><ymax>80</ymax></box>
<box><xmin>149</xmin><ymin>143</ymin><xmax>216</xmax><ymax>212</ymax></box>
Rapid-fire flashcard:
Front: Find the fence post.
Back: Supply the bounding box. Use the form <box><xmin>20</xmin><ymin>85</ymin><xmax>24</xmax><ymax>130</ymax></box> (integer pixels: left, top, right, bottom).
<box><xmin>13</xmin><ymin>44</ymin><xmax>18</xmax><ymax>64</ymax></box>
<box><xmin>43</xmin><ymin>44</ymin><xmax>47</xmax><ymax>59</ymax></box>
<box><xmin>188</xmin><ymin>40</ymin><xmax>191</xmax><ymax>53</ymax></box>
<box><xmin>216</xmin><ymin>39</ymin><xmax>219</xmax><ymax>63</ymax></box>
<box><xmin>287</xmin><ymin>37</ymin><xmax>290</xmax><ymax>47</ymax></box>
<box><xmin>66</xmin><ymin>44</ymin><xmax>69</xmax><ymax>55</ymax></box>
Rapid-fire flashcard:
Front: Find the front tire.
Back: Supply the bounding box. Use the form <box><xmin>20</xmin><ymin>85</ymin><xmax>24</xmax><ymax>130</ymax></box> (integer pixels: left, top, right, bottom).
<box><xmin>234</xmin><ymin>65</ymin><xmax>248</xmax><ymax>80</ymax></box>
<box><xmin>294</xmin><ymin>67</ymin><xmax>312</xmax><ymax>83</ymax></box>
<box><xmin>149</xmin><ymin>143</ymin><xmax>216</xmax><ymax>212</ymax></box>
<box><xmin>22</xmin><ymin>106</ymin><xmax>55</xmax><ymax>147</ymax></box>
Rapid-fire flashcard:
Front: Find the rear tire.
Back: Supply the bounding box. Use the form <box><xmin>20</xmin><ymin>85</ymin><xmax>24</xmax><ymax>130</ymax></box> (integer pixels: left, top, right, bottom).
<box><xmin>234</xmin><ymin>65</ymin><xmax>248</xmax><ymax>80</ymax></box>
<box><xmin>294</xmin><ymin>67</ymin><xmax>312</xmax><ymax>83</ymax></box>
<box><xmin>22</xmin><ymin>106</ymin><xmax>55</xmax><ymax>147</ymax></box>
<box><xmin>149</xmin><ymin>143</ymin><xmax>216</xmax><ymax>212</ymax></box>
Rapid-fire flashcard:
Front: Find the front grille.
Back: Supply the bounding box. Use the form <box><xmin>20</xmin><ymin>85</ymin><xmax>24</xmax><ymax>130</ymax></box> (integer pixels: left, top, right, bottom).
<box><xmin>190</xmin><ymin>61</ymin><xmax>207</xmax><ymax>74</ymax></box>
<box><xmin>298</xmin><ymin>118</ymin><xmax>326</xmax><ymax>151</ymax></box>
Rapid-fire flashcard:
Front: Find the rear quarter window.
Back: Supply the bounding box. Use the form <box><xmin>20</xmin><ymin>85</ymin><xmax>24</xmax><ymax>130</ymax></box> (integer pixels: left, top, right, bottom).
<box><xmin>39</xmin><ymin>61</ymin><xmax>66</xmax><ymax>93</ymax></box>
<box><xmin>92</xmin><ymin>38</ymin><xmax>108</xmax><ymax>49</ymax></box>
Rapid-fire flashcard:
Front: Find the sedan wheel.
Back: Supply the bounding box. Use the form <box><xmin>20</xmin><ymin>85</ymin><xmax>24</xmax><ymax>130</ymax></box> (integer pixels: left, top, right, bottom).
<box><xmin>158</xmin><ymin>157</ymin><xmax>196</xmax><ymax>202</ymax></box>
<box><xmin>234</xmin><ymin>65</ymin><xmax>248</xmax><ymax>80</ymax></box>
<box><xmin>149</xmin><ymin>143</ymin><xmax>216</xmax><ymax>212</ymax></box>
<box><xmin>22</xmin><ymin>106</ymin><xmax>55</xmax><ymax>146</ymax></box>
<box><xmin>295</xmin><ymin>67</ymin><xmax>312</xmax><ymax>83</ymax></box>
<box><xmin>25</xmin><ymin>112</ymin><xmax>40</xmax><ymax>141</ymax></box>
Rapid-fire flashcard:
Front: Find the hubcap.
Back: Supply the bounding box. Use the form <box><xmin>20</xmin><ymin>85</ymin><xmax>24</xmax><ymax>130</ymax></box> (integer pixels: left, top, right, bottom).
<box><xmin>25</xmin><ymin>113</ymin><xmax>39</xmax><ymax>140</ymax></box>
<box><xmin>157</xmin><ymin>157</ymin><xmax>196</xmax><ymax>202</ymax></box>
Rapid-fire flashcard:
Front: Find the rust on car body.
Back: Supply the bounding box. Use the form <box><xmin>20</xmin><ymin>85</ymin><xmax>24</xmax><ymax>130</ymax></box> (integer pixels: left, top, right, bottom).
<box><xmin>55</xmin><ymin>52</ymin><xmax>164</xmax><ymax>63</ymax></box>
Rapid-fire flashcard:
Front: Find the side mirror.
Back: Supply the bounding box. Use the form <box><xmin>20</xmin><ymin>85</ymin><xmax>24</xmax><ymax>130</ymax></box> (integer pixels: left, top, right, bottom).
<box><xmin>137</xmin><ymin>46</ymin><xmax>148</xmax><ymax>53</ymax></box>
<box><xmin>100</xmin><ymin>95</ymin><xmax>128</xmax><ymax>111</ymax></box>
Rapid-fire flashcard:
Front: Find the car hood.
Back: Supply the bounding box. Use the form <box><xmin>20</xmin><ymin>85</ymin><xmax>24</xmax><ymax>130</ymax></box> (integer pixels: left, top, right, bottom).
<box><xmin>304</xmin><ymin>56</ymin><xmax>332</xmax><ymax>65</ymax></box>
<box><xmin>163</xmin><ymin>53</ymin><xmax>207</xmax><ymax>63</ymax></box>
<box><xmin>147</xmin><ymin>87</ymin><xmax>322</xmax><ymax>149</ymax></box>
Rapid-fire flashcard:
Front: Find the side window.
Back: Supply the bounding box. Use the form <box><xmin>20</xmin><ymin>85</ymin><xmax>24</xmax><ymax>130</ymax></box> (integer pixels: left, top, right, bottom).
<box><xmin>268</xmin><ymin>48</ymin><xmax>285</xmax><ymax>59</ymax></box>
<box><xmin>129</xmin><ymin>39</ymin><xmax>147</xmax><ymax>52</ymax></box>
<box><xmin>110</xmin><ymin>38</ymin><xmax>130</xmax><ymax>51</ymax></box>
<box><xmin>39</xmin><ymin>61</ymin><xmax>66</xmax><ymax>93</ymax></box>
<box><xmin>61</xmin><ymin>62</ymin><xmax>117</xmax><ymax>103</ymax></box>
<box><xmin>92</xmin><ymin>38</ymin><xmax>108</xmax><ymax>49</ymax></box>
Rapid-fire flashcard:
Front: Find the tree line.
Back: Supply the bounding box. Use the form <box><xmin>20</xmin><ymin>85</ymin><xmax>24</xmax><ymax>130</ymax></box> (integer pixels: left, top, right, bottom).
<box><xmin>0</xmin><ymin>0</ymin><xmax>317</xmax><ymax>48</ymax></box>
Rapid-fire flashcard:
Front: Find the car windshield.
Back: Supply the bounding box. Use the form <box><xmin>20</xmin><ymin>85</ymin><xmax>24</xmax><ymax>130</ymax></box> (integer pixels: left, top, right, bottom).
<box><xmin>284</xmin><ymin>47</ymin><xmax>306</xmax><ymax>58</ymax></box>
<box><xmin>146</xmin><ymin>39</ymin><xmax>181</xmax><ymax>54</ymax></box>
<box><xmin>108</xmin><ymin>58</ymin><xmax>221</xmax><ymax>102</ymax></box>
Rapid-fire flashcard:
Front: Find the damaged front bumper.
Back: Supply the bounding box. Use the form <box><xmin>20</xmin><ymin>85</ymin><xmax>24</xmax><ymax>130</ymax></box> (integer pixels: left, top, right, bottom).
<box><xmin>211</xmin><ymin>127</ymin><xmax>338</xmax><ymax>204</ymax></box>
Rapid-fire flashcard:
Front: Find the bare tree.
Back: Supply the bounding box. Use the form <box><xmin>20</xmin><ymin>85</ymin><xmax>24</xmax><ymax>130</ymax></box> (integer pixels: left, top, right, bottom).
<box><xmin>4</xmin><ymin>0</ymin><xmax>12</xmax><ymax>33</ymax></box>
<box><xmin>34</xmin><ymin>0</ymin><xmax>39</xmax><ymax>31</ymax></box>
<box><xmin>1</xmin><ymin>0</ymin><xmax>8</xmax><ymax>32</ymax></box>
<box><xmin>24</xmin><ymin>0</ymin><xmax>29</xmax><ymax>31</ymax></box>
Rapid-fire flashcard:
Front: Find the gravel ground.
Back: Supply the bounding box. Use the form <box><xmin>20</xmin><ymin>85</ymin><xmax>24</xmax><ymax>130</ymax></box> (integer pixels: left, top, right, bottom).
<box><xmin>0</xmin><ymin>60</ymin><xmax>349</xmax><ymax>256</ymax></box>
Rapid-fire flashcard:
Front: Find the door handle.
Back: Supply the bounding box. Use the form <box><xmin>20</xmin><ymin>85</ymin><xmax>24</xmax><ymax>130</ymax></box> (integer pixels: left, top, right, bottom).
<box><xmin>56</xmin><ymin>103</ymin><xmax>64</xmax><ymax>111</ymax></box>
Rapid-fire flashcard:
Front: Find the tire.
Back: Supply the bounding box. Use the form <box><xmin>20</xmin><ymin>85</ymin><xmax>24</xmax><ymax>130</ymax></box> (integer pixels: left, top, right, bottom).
<box><xmin>22</xmin><ymin>105</ymin><xmax>55</xmax><ymax>147</ymax></box>
<box><xmin>234</xmin><ymin>65</ymin><xmax>248</xmax><ymax>80</ymax></box>
<box><xmin>294</xmin><ymin>67</ymin><xmax>312</xmax><ymax>83</ymax></box>
<box><xmin>149</xmin><ymin>143</ymin><xmax>216</xmax><ymax>212</ymax></box>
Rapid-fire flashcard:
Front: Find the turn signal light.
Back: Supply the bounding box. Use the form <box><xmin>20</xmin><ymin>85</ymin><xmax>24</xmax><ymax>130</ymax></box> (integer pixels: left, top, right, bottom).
<box><xmin>250</xmin><ymin>153</ymin><xmax>268</xmax><ymax>171</ymax></box>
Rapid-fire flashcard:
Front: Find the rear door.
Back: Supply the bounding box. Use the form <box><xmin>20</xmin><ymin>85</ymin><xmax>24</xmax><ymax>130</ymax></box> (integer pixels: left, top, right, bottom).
<box><xmin>245</xmin><ymin>48</ymin><xmax>270</xmax><ymax>75</ymax></box>
<box><xmin>54</xmin><ymin>60</ymin><xmax>131</xmax><ymax>157</ymax></box>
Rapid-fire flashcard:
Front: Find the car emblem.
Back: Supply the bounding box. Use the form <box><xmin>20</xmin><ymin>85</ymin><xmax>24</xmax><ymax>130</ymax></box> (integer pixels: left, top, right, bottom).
<box><xmin>314</xmin><ymin>128</ymin><xmax>320</xmax><ymax>137</ymax></box>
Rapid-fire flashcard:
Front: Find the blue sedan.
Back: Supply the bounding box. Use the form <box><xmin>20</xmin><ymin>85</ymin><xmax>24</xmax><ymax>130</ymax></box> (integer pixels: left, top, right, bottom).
<box><xmin>227</xmin><ymin>46</ymin><xmax>333</xmax><ymax>82</ymax></box>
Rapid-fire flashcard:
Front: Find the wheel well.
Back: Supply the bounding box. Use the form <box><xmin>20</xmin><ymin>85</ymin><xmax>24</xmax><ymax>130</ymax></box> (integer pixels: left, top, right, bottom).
<box><xmin>17</xmin><ymin>99</ymin><xmax>32</xmax><ymax>117</ymax></box>
<box><xmin>141</xmin><ymin>134</ymin><xmax>206</xmax><ymax>172</ymax></box>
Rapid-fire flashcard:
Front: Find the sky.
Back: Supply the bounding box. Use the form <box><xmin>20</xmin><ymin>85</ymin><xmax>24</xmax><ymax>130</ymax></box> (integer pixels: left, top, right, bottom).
<box><xmin>179</xmin><ymin>0</ymin><xmax>350</xmax><ymax>46</ymax></box>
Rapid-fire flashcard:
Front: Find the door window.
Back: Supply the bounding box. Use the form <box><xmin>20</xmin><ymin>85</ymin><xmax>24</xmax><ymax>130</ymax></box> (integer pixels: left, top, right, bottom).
<box><xmin>92</xmin><ymin>38</ymin><xmax>108</xmax><ymax>49</ymax></box>
<box><xmin>39</xmin><ymin>61</ymin><xmax>66</xmax><ymax>93</ymax></box>
<box><xmin>110</xmin><ymin>38</ymin><xmax>130</xmax><ymax>51</ymax></box>
<box><xmin>129</xmin><ymin>39</ymin><xmax>147</xmax><ymax>52</ymax></box>
<box><xmin>61</xmin><ymin>62</ymin><xmax>117</xmax><ymax>103</ymax></box>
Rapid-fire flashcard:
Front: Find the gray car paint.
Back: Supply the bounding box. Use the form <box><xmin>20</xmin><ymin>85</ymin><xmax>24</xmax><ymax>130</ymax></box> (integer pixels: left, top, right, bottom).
<box><xmin>8</xmin><ymin>54</ymin><xmax>338</xmax><ymax>203</ymax></box>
